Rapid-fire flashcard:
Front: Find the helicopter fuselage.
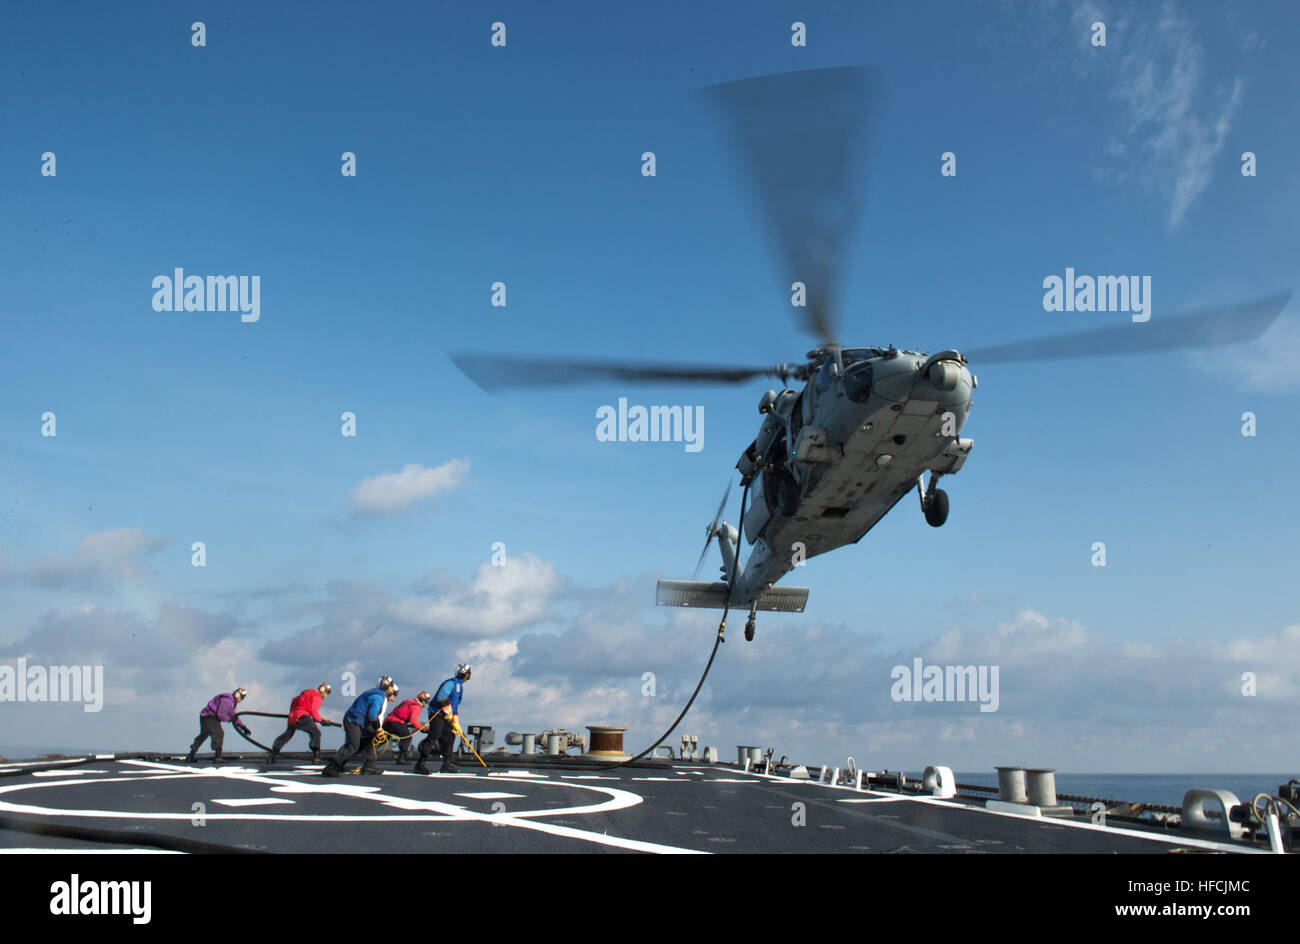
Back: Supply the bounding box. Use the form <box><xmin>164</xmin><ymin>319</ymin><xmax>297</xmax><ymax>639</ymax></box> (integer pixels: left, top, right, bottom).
<box><xmin>720</xmin><ymin>347</ymin><xmax>975</xmax><ymax>607</ymax></box>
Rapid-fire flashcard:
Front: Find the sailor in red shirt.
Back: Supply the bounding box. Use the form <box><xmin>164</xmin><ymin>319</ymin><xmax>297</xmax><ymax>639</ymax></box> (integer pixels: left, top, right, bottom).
<box><xmin>382</xmin><ymin>690</ymin><xmax>430</xmax><ymax>764</ymax></box>
<box><xmin>266</xmin><ymin>682</ymin><xmax>333</xmax><ymax>765</ymax></box>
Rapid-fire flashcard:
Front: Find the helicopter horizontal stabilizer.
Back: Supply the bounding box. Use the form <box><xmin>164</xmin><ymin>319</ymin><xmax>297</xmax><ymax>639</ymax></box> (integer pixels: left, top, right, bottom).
<box><xmin>655</xmin><ymin>580</ymin><xmax>809</xmax><ymax>613</ymax></box>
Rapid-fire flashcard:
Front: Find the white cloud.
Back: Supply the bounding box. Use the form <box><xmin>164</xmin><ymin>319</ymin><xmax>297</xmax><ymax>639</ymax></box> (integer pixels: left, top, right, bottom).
<box><xmin>1071</xmin><ymin>1</ymin><xmax>1243</xmax><ymax>230</ymax></box>
<box><xmin>28</xmin><ymin>528</ymin><xmax>169</xmax><ymax>588</ymax></box>
<box><xmin>9</xmin><ymin>539</ymin><xmax>1299</xmax><ymax>773</ymax></box>
<box><xmin>1185</xmin><ymin>307</ymin><xmax>1300</xmax><ymax>393</ymax></box>
<box><xmin>348</xmin><ymin>459</ymin><xmax>469</xmax><ymax>515</ymax></box>
<box><xmin>930</xmin><ymin>609</ymin><xmax>1091</xmax><ymax>665</ymax></box>
<box><xmin>498</xmin><ymin>602</ymin><xmax>1300</xmax><ymax>771</ymax></box>
<box><xmin>388</xmin><ymin>553</ymin><xmax>560</xmax><ymax>636</ymax></box>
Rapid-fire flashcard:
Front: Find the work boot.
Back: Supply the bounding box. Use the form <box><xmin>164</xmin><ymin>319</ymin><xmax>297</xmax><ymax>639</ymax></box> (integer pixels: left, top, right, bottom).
<box><xmin>212</xmin><ymin>753</ymin><xmax>224</xmax><ymax>766</ymax></box>
<box><xmin>360</xmin><ymin>763</ymin><xmax>381</xmax><ymax>776</ymax></box>
<box><xmin>413</xmin><ymin>760</ymin><xmax>431</xmax><ymax>776</ymax></box>
<box><xmin>310</xmin><ymin>749</ymin><xmax>320</xmax><ymax>764</ymax></box>
<box><xmin>265</xmin><ymin>751</ymin><xmax>278</xmax><ymax>765</ymax></box>
<box><xmin>440</xmin><ymin>758</ymin><xmax>460</xmax><ymax>774</ymax></box>
<box><xmin>320</xmin><ymin>763</ymin><xmax>341</xmax><ymax>778</ymax></box>
<box><xmin>185</xmin><ymin>751</ymin><xmax>196</xmax><ymax>764</ymax></box>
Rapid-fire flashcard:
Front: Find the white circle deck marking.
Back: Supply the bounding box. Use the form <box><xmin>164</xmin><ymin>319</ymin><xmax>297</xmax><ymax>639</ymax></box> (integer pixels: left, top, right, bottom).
<box><xmin>0</xmin><ymin>764</ymin><xmax>621</xmax><ymax>823</ymax></box>
<box><xmin>0</xmin><ymin>759</ymin><xmax>707</xmax><ymax>853</ymax></box>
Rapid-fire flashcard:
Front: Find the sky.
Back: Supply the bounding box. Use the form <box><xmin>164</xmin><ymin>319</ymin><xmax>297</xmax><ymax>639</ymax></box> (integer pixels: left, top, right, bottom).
<box><xmin>1</xmin><ymin>0</ymin><xmax>1298</xmax><ymax>773</ymax></box>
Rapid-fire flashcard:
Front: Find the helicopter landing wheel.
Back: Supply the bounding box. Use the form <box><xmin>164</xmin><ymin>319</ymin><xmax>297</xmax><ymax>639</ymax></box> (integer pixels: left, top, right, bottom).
<box><xmin>744</xmin><ymin>618</ymin><xmax>756</xmax><ymax>642</ymax></box>
<box><xmin>924</xmin><ymin>488</ymin><xmax>949</xmax><ymax>528</ymax></box>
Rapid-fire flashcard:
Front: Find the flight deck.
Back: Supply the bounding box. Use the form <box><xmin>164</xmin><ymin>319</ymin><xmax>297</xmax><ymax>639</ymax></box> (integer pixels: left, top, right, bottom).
<box><xmin>0</xmin><ymin>754</ymin><xmax>1262</xmax><ymax>855</ymax></box>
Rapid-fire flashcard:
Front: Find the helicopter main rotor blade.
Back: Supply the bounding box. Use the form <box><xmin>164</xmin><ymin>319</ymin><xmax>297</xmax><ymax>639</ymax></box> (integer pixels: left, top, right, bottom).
<box><xmin>704</xmin><ymin>66</ymin><xmax>878</xmax><ymax>347</ymax></box>
<box><xmin>451</xmin><ymin>353</ymin><xmax>791</xmax><ymax>392</ymax></box>
<box><xmin>694</xmin><ymin>481</ymin><xmax>732</xmax><ymax>580</ymax></box>
<box><xmin>964</xmin><ymin>292</ymin><xmax>1292</xmax><ymax>365</ymax></box>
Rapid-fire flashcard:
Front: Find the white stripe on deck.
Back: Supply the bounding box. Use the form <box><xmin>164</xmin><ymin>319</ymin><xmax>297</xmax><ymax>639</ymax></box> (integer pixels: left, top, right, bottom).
<box><xmin>559</xmin><ymin>775</ymin><xmax>619</xmax><ymax>780</ymax></box>
<box><xmin>1</xmin><ymin>848</ymin><xmax>181</xmax><ymax>854</ymax></box>
<box><xmin>211</xmin><ymin>798</ymin><xmax>295</xmax><ymax>807</ymax></box>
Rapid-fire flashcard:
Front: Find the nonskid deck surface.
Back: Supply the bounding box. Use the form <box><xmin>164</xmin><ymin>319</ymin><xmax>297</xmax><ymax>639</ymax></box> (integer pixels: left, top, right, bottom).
<box><xmin>0</xmin><ymin>755</ymin><xmax>1252</xmax><ymax>854</ymax></box>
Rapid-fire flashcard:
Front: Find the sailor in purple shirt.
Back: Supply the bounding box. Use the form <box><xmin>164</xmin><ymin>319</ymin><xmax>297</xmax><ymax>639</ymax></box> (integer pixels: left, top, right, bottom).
<box><xmin>185</xmin><ymin>687</ymin><xmax>250</xmax><ymax>764</ymax></box>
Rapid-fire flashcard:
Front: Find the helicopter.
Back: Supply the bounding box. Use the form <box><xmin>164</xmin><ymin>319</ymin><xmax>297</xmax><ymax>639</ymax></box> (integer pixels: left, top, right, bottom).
<box><xmin>451</xmin><ymin>66</ymin><xmax>1291</xmax><ymax>642</ymax></box>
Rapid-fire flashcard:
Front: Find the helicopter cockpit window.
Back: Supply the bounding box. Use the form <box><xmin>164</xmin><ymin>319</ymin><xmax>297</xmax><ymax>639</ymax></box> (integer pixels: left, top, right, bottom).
<box><xmin>816</xmin><ymin>359</ymin><xmax>835</xmax><ymax>392</ymax></box>
<box><xmin>843</xmin><ymin>358</ymin><xmax>873</xmax><ymax>403</ymax></box>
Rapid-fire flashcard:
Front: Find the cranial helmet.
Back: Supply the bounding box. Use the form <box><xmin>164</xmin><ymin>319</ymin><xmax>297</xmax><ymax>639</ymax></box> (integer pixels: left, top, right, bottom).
<box><xmin>455</xmin><ymin>664</ymin><xmax>471</xmax><ymax>681</ymax></box>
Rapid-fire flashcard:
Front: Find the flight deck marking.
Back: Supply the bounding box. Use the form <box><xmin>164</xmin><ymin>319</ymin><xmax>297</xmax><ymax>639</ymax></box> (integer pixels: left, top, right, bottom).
<box><xmin>211</xmin><ymin>798</ymin><xmax>295</xmax><ymax>807</ymax></box>
<box><xmin>741</xmin><ymin>768</ymin><xmax>1261</xmax><ymax>854</ymax></box>
<box><xmin>0</xmin><ymin>759</ymin><xmax>94</xmax><ymax>770</ymax></box>
<box><xmin>0</xmin><ymin>760</ymin><xmax>706</xmax><ymax>855</ymax></box>
<box><xmin>1</xmin><ymin>848</ymin><xmax>180</xmax><ymax>855</ymax></box>
<box><xmin>559</xmin><ymin>775</ymin><xmax>619</xmax><ymax>780</ymax></box>
<box><xmin>454</xmin><ymin>792</ymin><xmax>526</xmax><ymax>800</ymax></box>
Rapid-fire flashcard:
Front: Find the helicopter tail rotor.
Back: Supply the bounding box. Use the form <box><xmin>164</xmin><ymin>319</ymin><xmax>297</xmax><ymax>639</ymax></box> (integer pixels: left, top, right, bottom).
<box><xmin>692</xmin><ymin>481</ymin><xmax>732</xmax><ymax>580</ymax></box>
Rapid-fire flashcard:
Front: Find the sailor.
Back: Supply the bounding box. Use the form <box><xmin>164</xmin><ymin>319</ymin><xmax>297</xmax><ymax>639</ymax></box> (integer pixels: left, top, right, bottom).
<box><xmin>186</xmin><ymin>687</ymin><xmax>250</xmax><ymax>764</ymax></box>
<box><xmin>321</xmin><ymin>676</ymin><xmax>397</xmax><ymax>777</ymax></box>
<box><xmin>382</xmin><ymin>690</ymin><xmax>430</xmax><ymax>764</ymax></box>
<box><xmin>266</xmin><ymin>682</ymin><xmax>333</xmax><ymax>765</ymax></box>
<box><xmin>414</xmin><ymin>664</ymin><xmax>470</xmax><ymax>775</ymax></box>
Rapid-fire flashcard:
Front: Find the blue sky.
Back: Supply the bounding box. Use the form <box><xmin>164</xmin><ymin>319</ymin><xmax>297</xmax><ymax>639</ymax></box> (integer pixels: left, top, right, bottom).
<box><xmin>1</xmin><ymin>1</ymin><xmax>1298</xmax><ymax>772</ymax></box>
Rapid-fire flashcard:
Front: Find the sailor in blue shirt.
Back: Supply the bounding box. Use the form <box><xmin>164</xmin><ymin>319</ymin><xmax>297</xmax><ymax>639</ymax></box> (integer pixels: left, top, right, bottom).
<box><xmin>322</xmin><ymin>675</ymin><xmax>397</xmax><ymax>777</ymax></box>
<box><xmin>414</xmin><ymin>664</ymin><xmax>470</xmax><ymax>775</ymax></box>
